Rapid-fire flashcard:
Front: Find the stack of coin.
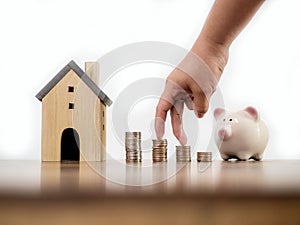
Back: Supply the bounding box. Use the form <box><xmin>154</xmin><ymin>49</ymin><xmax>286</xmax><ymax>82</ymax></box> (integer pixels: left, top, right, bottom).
<box><xmin>176</xmin><ymin>145</ymin><xmax>191</xmax><ymax>162</ymax></box>
<box><xmin>197</xmin><ymin>152</ymin><xmax>212</xmax><ymax>162</ymax></box>
<box><xmin>125</xmin><ymin>132</ymin><xmax>142</xmax><ymax>162</ymax></box>
<box><xmin>152</xmin><ymin>139</ymin><xmax>168</xmax><ymax>162</ymax></box>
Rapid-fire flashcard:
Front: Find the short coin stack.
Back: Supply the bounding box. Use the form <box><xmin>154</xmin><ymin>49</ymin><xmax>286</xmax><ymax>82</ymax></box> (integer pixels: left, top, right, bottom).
<box><xmin>125</xmin><ymin>132</ymin><xmax>142</xmax><ymax>162</ymax></box>
<box><xmin>152</xmin><ymin>139</ymin><xmax>168</xmax><ymax>162</ymax></box>
<box><xmin>176</xmin><ymin>145</ymin><xmax>191</xmax><ymax>162</ymax></box>
<box><xmin>197</xmin><ymin>152</ymin><xmax>212</xmax><ymax>162</ymax></box>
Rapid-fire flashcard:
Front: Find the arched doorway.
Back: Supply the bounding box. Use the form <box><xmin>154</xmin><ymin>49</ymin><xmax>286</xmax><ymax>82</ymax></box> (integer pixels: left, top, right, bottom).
<box><xmin>61</xmin><ymin>128</ymin><xmax>80</xmax><ymax>162</ymax></box>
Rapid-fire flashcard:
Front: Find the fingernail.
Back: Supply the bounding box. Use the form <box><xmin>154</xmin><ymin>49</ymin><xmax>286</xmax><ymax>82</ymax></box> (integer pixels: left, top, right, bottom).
<box><xmin>155</xmin><ymin>117</ymin><xmax>165</xmax><ymax>139</ymax></box>
<box><xmin>180</xmin><ymin>131</ymin><xmax>187</xmax><ymax>146</ymax></box>
<box><xmin>197</xmin><ymin>112</ymin><xmax>205</xmax><ymax>118</ymax></box>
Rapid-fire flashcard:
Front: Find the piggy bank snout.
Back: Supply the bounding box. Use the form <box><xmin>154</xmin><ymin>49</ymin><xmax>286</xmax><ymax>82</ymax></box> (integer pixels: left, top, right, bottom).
<box><xmin>218</xmin><ymin>127</ymin><xmax>232</xmax><ymax>140</ymax></box>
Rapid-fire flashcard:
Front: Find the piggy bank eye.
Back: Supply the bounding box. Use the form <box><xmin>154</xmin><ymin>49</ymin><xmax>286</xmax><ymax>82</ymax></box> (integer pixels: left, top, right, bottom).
<box><xmin>223</xmin><ymin>118</ymin><xmax>225</xmax><ymax>122</ymax></box>
<box><xmin>229</xmin><ymin>118</ymin><xmax>233</xmax><ymax>121</ymax></box>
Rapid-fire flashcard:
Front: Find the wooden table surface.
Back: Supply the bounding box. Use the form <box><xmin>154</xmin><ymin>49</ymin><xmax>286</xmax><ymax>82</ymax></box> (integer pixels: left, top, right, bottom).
<box><xmin>1</xmin><ymin>160</ymin><xmax>300</xmax><ymax>225</ymax></box>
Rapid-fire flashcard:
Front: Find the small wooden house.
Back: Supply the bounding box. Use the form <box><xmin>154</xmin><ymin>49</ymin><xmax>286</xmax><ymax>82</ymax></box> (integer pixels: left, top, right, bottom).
<box><xmin>36</xmin><ymin>60</ymin><xmax>112</xmax><ymax>162</ymax></box>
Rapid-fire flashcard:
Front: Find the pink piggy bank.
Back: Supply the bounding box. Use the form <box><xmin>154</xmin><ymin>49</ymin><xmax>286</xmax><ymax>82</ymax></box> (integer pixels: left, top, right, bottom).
<box><xmin>214</xmin><ymin>106</ymin><xmax>269</xmax><ymax>161</ymax></box>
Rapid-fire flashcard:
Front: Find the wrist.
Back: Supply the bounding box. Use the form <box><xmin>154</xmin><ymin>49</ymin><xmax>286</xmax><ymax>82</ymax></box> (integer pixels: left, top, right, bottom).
<box><xmin>191</xmin><ymin>36</ymin><xmax>229</xmax><ymax>80</ymax></box>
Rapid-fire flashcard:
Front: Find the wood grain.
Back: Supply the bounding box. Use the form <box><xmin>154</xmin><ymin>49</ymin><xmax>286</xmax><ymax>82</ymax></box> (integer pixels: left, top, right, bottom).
<box><xmin>42</xmin><ymin>67</ymin><xmax>105</xmax><ymax>161</ymax></box>
<box><xmin>1</xmin><ymin>161</ymin><xmax>300</xmax><ymax>225</ymax></box>
<box><xmin>85</xmin><ymin>62</ymin><xmax>106</xmax><ymax>160</ymax></box>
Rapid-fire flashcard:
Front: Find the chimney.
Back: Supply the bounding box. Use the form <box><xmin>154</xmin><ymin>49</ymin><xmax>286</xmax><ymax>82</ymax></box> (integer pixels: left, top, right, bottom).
<box><xmin>85</xmin><ymin>62</ymin><xmax>99</xmax><ymax>84</ymax></box>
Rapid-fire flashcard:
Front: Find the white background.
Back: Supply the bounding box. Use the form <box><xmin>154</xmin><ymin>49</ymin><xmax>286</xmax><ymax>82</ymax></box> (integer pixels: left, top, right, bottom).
<box><xmin>0</xmin><ymin>0</ymin><xmax>299</xmax><ymax>160</ymax></box>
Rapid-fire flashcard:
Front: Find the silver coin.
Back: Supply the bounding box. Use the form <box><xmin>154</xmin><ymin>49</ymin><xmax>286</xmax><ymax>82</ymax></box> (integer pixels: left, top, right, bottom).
<box><xmin>177</xmin><ymin>156</ymin><xmax>191</xmax><ymax>159</ymax></box>
<box><xmin>153</xmin><ymin>151</ymin><xmax>167</xmax><ymax>154</ymax></box>
<box><xmin>176</xmin><ymin>145</ymin><xmax>190</xmax><ymax>149</ymax></box>
<box><xmin>125</xmin><ymin>131</ymin><xmax>141</xmax><ymax>134</ymax></box>
<box><xmin>152</xmin><ymin>139</ymin><xmax>168</xmax><ymax>162</ymax></box>
<box><xmin>177</xmin><ymin>159</ymin><xmax>191</xmax><ymax>162</ymax></box>
<box><xmin>153</xmin><ymin>157</ymin><xmax>167</xmax><ymax>159</ymax></box>
<box><xmin>153</xmin><ymin>153</ymin><xmax>167</xmax><ymax>156</ymax></box>
<box><xmin>126</xmin><ymin>160</ymin><xmax>142</xmax><ymax>163</ymax></box>
<box><xmin>197</xmin><ymin>156</ymin><xmax>212</xmax><ymax>159</ymax></box>
<box><xmin>176</xmin><ymin>154</ymin><xmax>191</xmax><ymax>157</ymax></box>
<box><xmin>153</xmin><ymin>159</ymin><xmax>167</xmax><ymax>162</ymax></box>
<box><xmin>197</xmin><ymin>152</ymin><xmax>212</xmax><ymax>155</ymax></box>
<box><xmin>197</xmin><ymin>154</ymin><xmax>212</xmax><ymax>157</ymax></box>
<box><xmin>176</xmin><ymin>151</ymin><xmax>191</xmax><ymax>155</ymax></box>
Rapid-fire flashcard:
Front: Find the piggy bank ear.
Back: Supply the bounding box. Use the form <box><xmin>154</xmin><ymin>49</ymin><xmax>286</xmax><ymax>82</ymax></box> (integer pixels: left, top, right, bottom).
<box><xmin>214</xmin><ymin>108</ymin><xmax>225</xmax><ymax>120</ymax></box>
<box><xmin>244</xmin><ymin>106</ymin><xmax>259</xmax><ymax>121</ymax></box>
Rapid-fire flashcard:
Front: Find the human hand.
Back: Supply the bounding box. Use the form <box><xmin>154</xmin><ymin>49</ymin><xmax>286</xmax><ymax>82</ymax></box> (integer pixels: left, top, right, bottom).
<box><xmin>155</xmin><ymin>43</ymin><xmax>228</xmax><ymax>145</ymax></box>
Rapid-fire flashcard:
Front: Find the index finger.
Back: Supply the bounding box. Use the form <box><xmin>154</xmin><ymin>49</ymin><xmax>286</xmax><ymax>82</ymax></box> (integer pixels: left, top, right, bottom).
<box><xmin>155</xmin><ymin>97</ymin><xmax>173</xmax><ymax>140</ymax></box>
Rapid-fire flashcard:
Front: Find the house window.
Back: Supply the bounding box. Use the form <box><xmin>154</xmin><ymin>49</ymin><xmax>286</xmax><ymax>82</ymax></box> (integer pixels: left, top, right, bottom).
<box><xmin>69</xmin><ymin>103</ymin><xmax>74</xmax><ymax>109</ymax></box>
<box><xmin>68</xmin><ymin>86</ymin><xmax>74</xmax><ymax>92</ymax></box>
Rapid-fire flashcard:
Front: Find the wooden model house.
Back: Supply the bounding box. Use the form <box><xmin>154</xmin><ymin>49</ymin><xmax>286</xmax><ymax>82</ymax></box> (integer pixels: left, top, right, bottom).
<box><xmin>36</xmin><ymin>60</ymin><xmax>112</xmax><ymax>162</ymax></box>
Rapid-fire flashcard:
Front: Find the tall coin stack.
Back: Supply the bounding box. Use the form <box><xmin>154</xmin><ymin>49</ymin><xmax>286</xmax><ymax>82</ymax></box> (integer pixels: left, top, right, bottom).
<box><xmin>176</xmin><ymin>145</ymin><xmax>191</xmax><ymax>162</ymax></box>
<box><xmin>125</xmin><ymin>132</ymin><xmax>142</xmax><ymax>162</ymax></box>
<box><xmin>152</xmin><ymin>139</ymin><xmax>168</xmax><ymax>162</ymax></box>
<box><xmin>197</xmin><ymin>152</ymin><xmax>212</xmax><ymax>162</ymax></box>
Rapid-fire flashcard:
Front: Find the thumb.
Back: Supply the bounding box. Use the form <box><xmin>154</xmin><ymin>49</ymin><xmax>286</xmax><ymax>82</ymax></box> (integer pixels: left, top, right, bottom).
<box><xmin>192</xmin><ymin>88</ymin><xmax>209</xmax><ymax>118</ymax></box>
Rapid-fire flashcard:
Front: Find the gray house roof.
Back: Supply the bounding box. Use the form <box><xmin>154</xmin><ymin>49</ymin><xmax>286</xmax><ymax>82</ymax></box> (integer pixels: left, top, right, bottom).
<box><xmin>35</xmin><ymin>60</ymin><xmax>112</xmax><ymax>106</ymax></box>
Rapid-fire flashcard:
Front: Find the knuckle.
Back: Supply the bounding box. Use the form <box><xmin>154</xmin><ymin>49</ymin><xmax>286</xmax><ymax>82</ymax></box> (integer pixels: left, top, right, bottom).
<box><xmin>194</xmin><ymin>103</ymin><xmax>209</xmax><ymax>117</ymax></box>
<box><xmin>172</xmin><ymin>127</ymin><xmax>181</xmax><ymax>140</ymax></box>
<box><xmin>155</xmin><ymin>105</ymin><xmax>160</xmax><ymax>113</ymax></box>
<box><xmin>192</xmin><ymin>87</ymin><xmax>201</xmax><ymax>96</ymax></box>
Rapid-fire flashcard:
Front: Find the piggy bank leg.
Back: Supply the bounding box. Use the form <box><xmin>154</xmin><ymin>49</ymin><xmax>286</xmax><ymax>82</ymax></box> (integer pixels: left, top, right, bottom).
<box><xmin>236</xmin><ymin>153</ymin><xmax>252</xmax><ymax>161</ymax></box>
<box><xmin>221</xmin><ymin>153</ymin><xmax>241</xmax><ymax>161</ymax></box>
<box><xmin>250</xmin><ymin>153</ymin><xmax>263</xmax><ymax>161</ymax></box>
<box><xmin>220</xmin><ymin>153</ymin><xmax>230</xmax><ymax>161</ymax></box>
